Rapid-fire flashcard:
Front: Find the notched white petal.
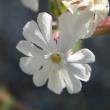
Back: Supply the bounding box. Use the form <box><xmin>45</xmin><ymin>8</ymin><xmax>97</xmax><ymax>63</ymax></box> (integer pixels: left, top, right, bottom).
<box><xmin>68</xmin><ymin>63</ymin><xmax>91</xmax><ymax>82</ymax></box>
<box><xmin>16</xmin><ymin>40</ymin><xmax>43</xmax><ymax>56</ymax></box>
<box><xmin>23</xmin><ymin>20</ymin><xmax>47</xmax><ymax>50</ymax></box>
<box><xmin>48</xmin><ymin>72</ymin><xmax>65</xmax><ymax>94</ymax></box>
<box><xmin>67</xmin><ymin>68</ymin><xmax>82</xmax><ymax>94</ymax></box>
<box><xmin>33</xmin><ymin>67</ymin><xmax>49</xmax><ymax>87</ymax></box>
<box><xmin>32</xmin><ymin>59</ymin><xmax>52</xmax><ymax>87</ymax></box>
<box><xmin>19</xmin><ymin>56</ymin><xmax>43</xmax><ymax>75</ymax></box>
<box><xmin>70</xmin><ymin>76</ymin><xmax>82</xmax><ymax>94</ymax></box>
<box><xmin>67</xmin><ymin>49</ymin><xmax>95</xmax><ymax>63</ymax></box>
<box><xmin>59</xmin><ymin>68</ymin><xmax>74</xmax><ymax>93</ymax></box>
<box><xmin>37</xmin><ymin>12</ymin><xmax>52</xmax><ymax>43</ymax></box>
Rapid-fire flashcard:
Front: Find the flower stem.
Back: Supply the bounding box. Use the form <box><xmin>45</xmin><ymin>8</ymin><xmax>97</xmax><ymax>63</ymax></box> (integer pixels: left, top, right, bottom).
<box><xmin>54</xmin><ymin>0</ymin><xmax>62</xmax><ymax>15</ymax></box>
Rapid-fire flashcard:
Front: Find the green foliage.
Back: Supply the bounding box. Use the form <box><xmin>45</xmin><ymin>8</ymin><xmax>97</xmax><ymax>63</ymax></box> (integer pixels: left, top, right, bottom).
<box><xmin>49</xmin><ymin>0</ymin><xmax>66</xmax><ymax>17</ymax></box>
<box><xmin>0</xmin><ymin>87</ymin><xmax>15</xmax><ymax>110</ymax></box>
<box><xmin>72</xmin><ymin>41</ymin><xmax>81</xmax><ymax>52</ymax></box>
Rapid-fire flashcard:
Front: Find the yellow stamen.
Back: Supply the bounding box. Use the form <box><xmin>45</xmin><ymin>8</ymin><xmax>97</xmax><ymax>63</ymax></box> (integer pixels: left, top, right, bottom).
<box><xmin>51</xmin><ymin>54</ymin><xmax>61</xmax><ymax>64</ymax></box>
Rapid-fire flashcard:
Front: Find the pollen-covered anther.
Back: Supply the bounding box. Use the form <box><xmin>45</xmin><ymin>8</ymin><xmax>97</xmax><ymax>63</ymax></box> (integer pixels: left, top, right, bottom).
<box><xmin>51</xmin><ymin>54</ymin><xmax>62</xmax><ymax>64</ymax></box>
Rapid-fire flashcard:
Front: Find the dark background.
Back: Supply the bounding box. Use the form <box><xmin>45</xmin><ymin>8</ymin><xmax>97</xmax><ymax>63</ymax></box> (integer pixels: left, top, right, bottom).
<box><xmin>0</xmin><ymin>0</ymin><xmax>110</xmax><ymax>110</ymax></box>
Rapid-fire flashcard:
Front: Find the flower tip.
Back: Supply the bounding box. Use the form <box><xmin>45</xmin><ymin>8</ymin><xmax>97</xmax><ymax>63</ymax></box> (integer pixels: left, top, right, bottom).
<box><xmin>16</xmin><ymin>41</ymin><xmax>22</xmax><ymax>51</ymax></box>
<box><xmin>37</xmin><ymin>12</ymin><xmax>52</xmax><ymax>21</ymax></box>
<box><xmin>23</xmin><ymin>20</ymin><xmax>33</xmax><ymax>31</ymax></box>
<box><xmin>84</xmin><ymin>49</ymin><xmax>96</xmax><ymax>63</ymax></box>
<box><xmin>48</xmin><ymin>87</ymin><xmax>63</xmax><ymax>95</ymax></box>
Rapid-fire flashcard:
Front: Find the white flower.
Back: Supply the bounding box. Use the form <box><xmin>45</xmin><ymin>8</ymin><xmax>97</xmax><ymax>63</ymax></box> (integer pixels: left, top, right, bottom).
<box><xmin>61</xmin><ymin>0</ymin><xmax>109</xmax><ymax>39</ymax></box>
<box><xmin>60</xmin><ymin>1</ymin><xmax>97</xmax><ymax>40</ymax></box>
<box><xmin>62</xmin><ymin>0</ymin><xmax>109</xmax><ymax>19</ymax></box>
<box><xmin>21</xmin><ymin>0</ymin><xmax>39</xmax><ymax>12</ymax></box>
<box><xmin>16</xmin><ymin>12</ymin><xmax>95</xmax><ymax>94</ymax></box>
<box><xmin>58</xmin><ymin>11</ymin><xmax>97</xmax><ymax>48</ymax></box>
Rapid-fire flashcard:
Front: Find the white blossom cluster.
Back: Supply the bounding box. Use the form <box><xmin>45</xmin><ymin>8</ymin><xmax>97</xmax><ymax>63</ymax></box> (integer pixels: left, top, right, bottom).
<box><xmin>17</xmin><ymin>0</ymin><xmax>109</xmax><ymax>94</ymax></box>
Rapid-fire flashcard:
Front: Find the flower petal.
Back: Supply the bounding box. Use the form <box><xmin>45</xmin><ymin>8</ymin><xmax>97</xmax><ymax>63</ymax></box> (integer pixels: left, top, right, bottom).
<box><xmin>68</xmin><ymin>63</ymin><xmax>91</xmax><ymax>82</ymax></box>
<box><xmin>16</xmin><ymin>40</ymin><xmax>44</xmax><ymax>56</ymax></box>
<box><xmin>68</xmin><ymin>73</ymin><xmax>82</xmax><ymax>94</ymax></box>
<box><xmin>33</xmin><ymin>71</ymin><xmax>48</xmax><ymax>87</ymax></box>
<box><xmin>21</xmin><ymin>0</ymin><xmax>39</xmax><ymax>12</ymax></box>
<box><xmin>23</xmin><ymin>20</ymin><xmax>48</xmax><ymax>50</ymax></box>
<box><xmin>81</xmin><ymin>16</ymin><xmax>98</xmax><ymax>38</ymax></box>
<box><xmin>47</xmin><ymin>68</ymin><xmax>66</xmax><ymax>94</ymax></box>
<box><xmin>37</xmin><ymin>12</ymin><xmax>53</xmax><ymax>44</ymax></box>
<box><xmin>67</xmin><ymin>49</ymin><xmax>95</xmax><ymax>63</ymax></box>
<box><xmin>63</xmin><ymin>63</ymin><xmax>82</xmax><ymax>94</ymax></box>
<box><xmin>19</xmin><ymin>56</ymin><xmax>44</xmax><ymax>75</ymax></box>
<box><xmin>90</xmin><ymin>0</ymin><xmax>109</xmax><ymax>20</ymax></box>
<box><xmin>33</xmin><ymin>61</ymin><xmax>50</xmax><ymax>87</ymax></box>
<box><xmin>58</xmin><ymin>11</ymin><xmax>95</xmax><ymax>52</ymax></box>
<box><xmin>59</xmin><ymin>68</ymin><xmax>73</xmax><ymax>93</ymax></box>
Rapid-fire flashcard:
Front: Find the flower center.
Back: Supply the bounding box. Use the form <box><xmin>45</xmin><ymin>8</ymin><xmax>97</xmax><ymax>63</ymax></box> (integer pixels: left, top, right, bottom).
<box><xmin>50</xmin><ymin>53</ymin><xmax>62</xmax><ymax>64</ymax></box>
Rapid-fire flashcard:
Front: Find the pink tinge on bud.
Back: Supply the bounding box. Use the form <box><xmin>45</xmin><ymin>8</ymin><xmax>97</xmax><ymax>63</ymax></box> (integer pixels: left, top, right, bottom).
<box><xmin>53</xmin><ymin>31</ymin><xmax>60</xmax><ymax>44</ymax></box>
<box><xmin>98</xmin><ymin>17</ymin><xmax>110</xmax><ymax>27</ymax></box>
<box><xmin>71</xmin><ymin>0</ymin><xmax>80</xmax><ymax>5</ymax></box>
<box><xmin>78</xmin><ymin>6</ymin><xmax>87</xmax><ymax>11</ymax></box>
<box><xmin>77</xmin><ymin>1</ymin><xmax>88</xmax><ymax>11</ymax></box>
<box><xmin>66</xmin><ymin>49</ymin><xmax>74</xmax><ymax>55</ymax></box>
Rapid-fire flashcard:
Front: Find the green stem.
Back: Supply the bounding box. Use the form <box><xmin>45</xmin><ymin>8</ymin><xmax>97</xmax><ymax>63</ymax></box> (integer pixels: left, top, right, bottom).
<box><xmin>54</xmin><ymin>0</ymin><xmax>62</xmax><ymax>15</ymax></box>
